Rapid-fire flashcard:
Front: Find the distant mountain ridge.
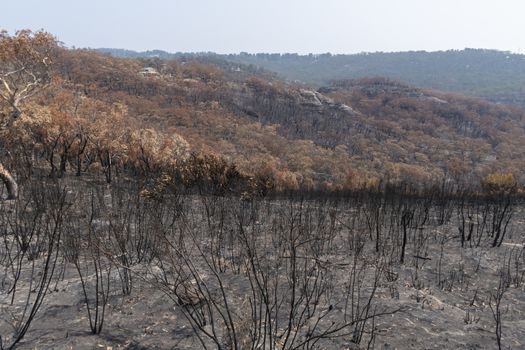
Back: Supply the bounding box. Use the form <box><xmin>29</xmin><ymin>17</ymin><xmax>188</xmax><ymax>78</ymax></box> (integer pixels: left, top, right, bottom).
<box><xmin>97</xmin><ymin>48</ymin><xmax>525</xmax><ymax>107</ymax></box>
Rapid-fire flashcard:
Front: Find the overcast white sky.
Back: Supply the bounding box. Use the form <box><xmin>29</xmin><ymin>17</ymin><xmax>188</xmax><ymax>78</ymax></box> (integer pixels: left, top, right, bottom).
<box><xmin>1</xmin><ymin>0</ymin><xmax>524</xmax><ymax>54</ymax></box>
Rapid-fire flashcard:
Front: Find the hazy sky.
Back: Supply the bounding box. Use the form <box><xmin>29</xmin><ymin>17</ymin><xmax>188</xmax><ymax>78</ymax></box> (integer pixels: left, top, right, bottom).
<box><xmin>2</xmin><ymin>0</ymin><xmax>524</xmax><ymax>54</ymax></box>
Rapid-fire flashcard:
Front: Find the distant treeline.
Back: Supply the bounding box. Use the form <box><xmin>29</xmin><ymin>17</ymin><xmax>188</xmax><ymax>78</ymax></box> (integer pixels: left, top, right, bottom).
<box><xmin>98</xmin><ymin>48</ymin><xmax>525</xmax><ymax>107</ymax></box>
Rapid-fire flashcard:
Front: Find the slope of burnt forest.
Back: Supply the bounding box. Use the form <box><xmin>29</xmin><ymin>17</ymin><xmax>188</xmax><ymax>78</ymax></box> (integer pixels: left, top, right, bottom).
<box><xmin>51</xmin><ymin>50</ymin><xmax>525</xmax><ymax>188</ymax></box>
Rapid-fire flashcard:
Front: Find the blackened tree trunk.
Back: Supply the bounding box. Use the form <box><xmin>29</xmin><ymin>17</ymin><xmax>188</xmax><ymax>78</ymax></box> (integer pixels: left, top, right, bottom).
<box><xmin>0</xmin><ymin>162</ymin><xmax>18</xmax><ymax>199</ymax></box>
<box><xmin>400</xmin><ymin>210</ymin><xmax>412</xmax><ymax>264</ymax></box>
<box><xmin>59</xmin><ymin>154</ymin><xmax>67</xmax><ymax>178</ymax></box>
<box><xmin>76</xmin><ymin>139</ymin><xmax>88</xmax><ymax>176</ymax></box>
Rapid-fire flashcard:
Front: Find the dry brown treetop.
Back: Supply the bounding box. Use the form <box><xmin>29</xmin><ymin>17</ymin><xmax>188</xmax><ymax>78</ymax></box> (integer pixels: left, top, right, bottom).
<box><xmin>0</xmin><ymin>30</ymin><xmax>58</xmax><ymax>119</ymax></box>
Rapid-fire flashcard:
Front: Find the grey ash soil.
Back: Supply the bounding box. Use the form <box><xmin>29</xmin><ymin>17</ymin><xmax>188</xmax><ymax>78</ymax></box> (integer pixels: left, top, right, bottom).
<box><xmin>1</xmin><ymin>196</ymin><xmax>525</xmax><ymax>350</ymax></box>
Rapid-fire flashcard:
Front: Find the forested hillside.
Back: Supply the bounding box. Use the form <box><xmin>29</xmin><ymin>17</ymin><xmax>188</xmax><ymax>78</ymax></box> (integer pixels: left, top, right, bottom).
<box><xmin>2</xmin><ymin>34</ymin><xmax>524</xmax><ymax>194</ymax></box>
<box><xmin>61</xmin><ymin>50</ymin><xmax>525</xmax><ymax>187</ymax></box>
<box><xmin>100</xmin><ymin>48</ymin><xmax>525</xmax><ymax>107</ymax></box>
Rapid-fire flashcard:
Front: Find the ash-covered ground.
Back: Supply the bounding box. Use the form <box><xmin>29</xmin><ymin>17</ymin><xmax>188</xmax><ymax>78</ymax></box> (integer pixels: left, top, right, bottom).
<box><xmin>1</xmin><ymin>187</ymin><xmax>524</xmax><ymax>349</ymax></box>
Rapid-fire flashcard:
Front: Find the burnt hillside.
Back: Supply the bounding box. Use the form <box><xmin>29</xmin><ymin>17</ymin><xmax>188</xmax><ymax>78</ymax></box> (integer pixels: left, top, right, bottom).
<box><xmin>52</xmin><ymin>50</ymin><xmax>525</xmax><ymax>188</ymax></box>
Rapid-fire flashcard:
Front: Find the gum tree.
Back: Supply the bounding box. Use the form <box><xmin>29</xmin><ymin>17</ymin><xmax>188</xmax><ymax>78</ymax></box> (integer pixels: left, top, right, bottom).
<box><xmin>0</xmin><ymin>30</ymin><xmax>56</xmax><ymax>199</ymax></box>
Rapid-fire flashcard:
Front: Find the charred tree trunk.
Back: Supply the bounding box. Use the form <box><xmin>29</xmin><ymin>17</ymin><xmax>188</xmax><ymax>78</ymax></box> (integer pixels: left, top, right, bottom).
<box><xmin>400</xmin><ymin>209</ymin><xmax>412</xmax><ymax>264</ymax></box>
<box><xmin>59</xmin><ymin>154</ymin><xmax>67</xmax><ymax>178</ymax></box>
<box><xmin>76</xmin><ymin>155</ymin><xmax>82</xmax><ymax>176</ymax></box>
<box><xmin>76</xmin><ymin>139</ymin><xmax>88</xmax><ymax>176</ymax></box>
<box><xmin>106</xmin><ymin>151</ymin><xmax>112</xmax><ymax>184</ymax></box>
<box><xmin>0</xmin><ymin>161</ymin><xmax>18</xmax><ymax>199</ymax></box>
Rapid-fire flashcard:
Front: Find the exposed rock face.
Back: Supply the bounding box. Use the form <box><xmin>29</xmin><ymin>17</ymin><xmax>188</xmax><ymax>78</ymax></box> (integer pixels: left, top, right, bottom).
<box><xmin>298</xmin><ymin>89</ymin><xmax>324</xmax><ymax>107</ymax></box>
<box><xmin>139</xmin><ymin>67</ymin><xmax>159</xmax><ymax>76</ymax></box>
<box><xmin>421</xmin><ymin>96</ymin><xmax>448</xmax><ymax>104</ymax></box>
<box><xmin>298</xmin><ymin>89</ymin><xmax>358</xmax><ymax>114</ymax></box>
